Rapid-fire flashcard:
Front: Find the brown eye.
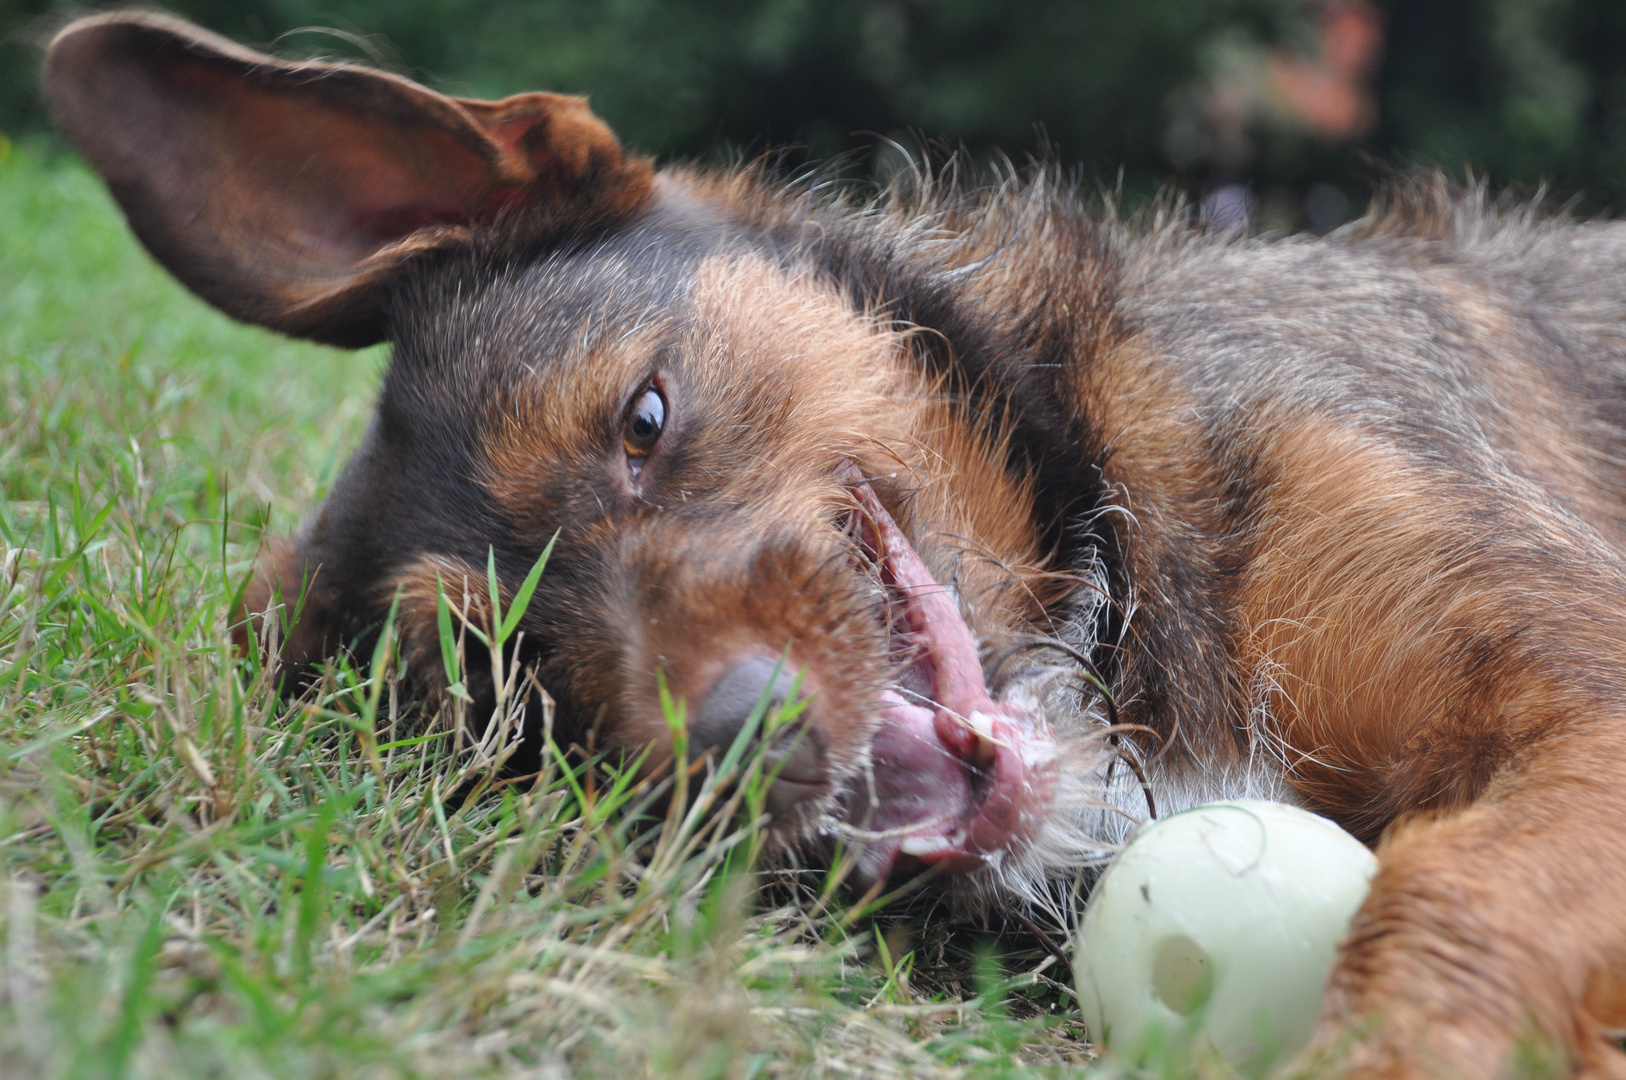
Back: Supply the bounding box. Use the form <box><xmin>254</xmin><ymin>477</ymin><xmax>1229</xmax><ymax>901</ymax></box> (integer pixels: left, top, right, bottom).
<box><xmin>623</xmin><ymin>387</ymin><xmax>666</xmax><ymax>459</ymax></box>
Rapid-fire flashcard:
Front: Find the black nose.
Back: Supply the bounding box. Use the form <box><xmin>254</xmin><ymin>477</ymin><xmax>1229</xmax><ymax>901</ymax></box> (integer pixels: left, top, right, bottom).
<box><xmin>692</xmin><ymin>656</ymin><xmax>824</xmax><ymax>814</ymax></box>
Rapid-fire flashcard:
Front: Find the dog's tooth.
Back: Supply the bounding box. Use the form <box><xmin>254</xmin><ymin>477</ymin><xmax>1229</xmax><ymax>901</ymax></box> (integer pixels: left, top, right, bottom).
<box><xmin>900</xmin><ymin>835</ymin><xmax>953</xmax><ymax>856</ymax></box>
<box><xmin>967</xmin><ymin>712</ymin><xmax>1000</xmax><ymax>764</ymax></box>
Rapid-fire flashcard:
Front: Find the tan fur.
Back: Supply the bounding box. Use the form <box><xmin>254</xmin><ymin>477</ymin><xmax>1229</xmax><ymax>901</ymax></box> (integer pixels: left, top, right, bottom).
<box><xmin>1423</xmin><ymin>274</ymin><xmax>1626</xmax><ymax>549</ymax></box>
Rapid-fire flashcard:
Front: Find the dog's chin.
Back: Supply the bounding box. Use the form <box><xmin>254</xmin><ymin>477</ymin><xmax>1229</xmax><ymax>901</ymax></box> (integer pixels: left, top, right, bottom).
<box><xmin>831</xmin><ymin>477</ymin><xmax>1060</xmax><ymax>890</ymax></box>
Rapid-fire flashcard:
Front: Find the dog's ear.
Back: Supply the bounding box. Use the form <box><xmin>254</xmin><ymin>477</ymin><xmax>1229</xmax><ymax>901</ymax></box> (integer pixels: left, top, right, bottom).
<box><xmin>44</xmin><ymin>13</ymin><xmax>652</xmax><ymax>347</ymax></box>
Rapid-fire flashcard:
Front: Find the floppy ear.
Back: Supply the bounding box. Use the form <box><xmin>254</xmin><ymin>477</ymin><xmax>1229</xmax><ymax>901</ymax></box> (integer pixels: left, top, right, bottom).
<box><xmin>44</xmin><ymin>13</ymin><xmax>652</xmax><ymax>346</ymax></box>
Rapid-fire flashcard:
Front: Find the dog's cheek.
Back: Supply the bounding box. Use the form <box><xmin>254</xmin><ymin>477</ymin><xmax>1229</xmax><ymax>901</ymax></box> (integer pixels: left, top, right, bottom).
<box><xmin>234</xmin><ymin>538</ymin><xmax>346</xmax><ymax>683</ymax></box>
<box><xmin>232</xmin><ymin>562</ymin><xmax>277</xmax><ymax>660</ymax></box>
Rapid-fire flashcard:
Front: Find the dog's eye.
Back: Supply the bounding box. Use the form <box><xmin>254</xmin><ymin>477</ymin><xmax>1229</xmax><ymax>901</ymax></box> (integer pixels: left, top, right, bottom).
<box><xmin>623</xmin><ymin>387</ymin><xmax>666</xmax><ymax>460</ymax></box>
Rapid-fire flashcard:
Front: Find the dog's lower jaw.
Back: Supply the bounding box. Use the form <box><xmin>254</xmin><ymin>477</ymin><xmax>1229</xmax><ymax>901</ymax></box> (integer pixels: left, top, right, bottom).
<box><xmin>835</xmin><ymin>690</ymin><xmax>1061</xmax><ymax>889</ymax></box>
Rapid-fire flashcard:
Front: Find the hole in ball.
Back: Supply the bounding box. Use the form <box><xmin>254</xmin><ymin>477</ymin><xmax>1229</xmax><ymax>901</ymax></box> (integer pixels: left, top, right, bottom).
<box><xmin>1151</xmin><ymin>934</ymin><xmax>1213</xmax><ymax>1015</ymax></box>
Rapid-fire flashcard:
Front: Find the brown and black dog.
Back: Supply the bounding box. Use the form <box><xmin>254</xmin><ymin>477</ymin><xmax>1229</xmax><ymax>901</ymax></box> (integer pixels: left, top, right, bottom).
<box><xmin>43</xmin><ymin>12</ymin><xmax>1626</xmax><ymax>1078</ymax></box>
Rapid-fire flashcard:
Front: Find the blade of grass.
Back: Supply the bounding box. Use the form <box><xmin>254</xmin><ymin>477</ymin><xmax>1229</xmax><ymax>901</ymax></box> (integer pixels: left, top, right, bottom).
<box><xmin>498</xmin><ymin>532</ymin><xmax>557</xmax><ymax>645</ymax></box>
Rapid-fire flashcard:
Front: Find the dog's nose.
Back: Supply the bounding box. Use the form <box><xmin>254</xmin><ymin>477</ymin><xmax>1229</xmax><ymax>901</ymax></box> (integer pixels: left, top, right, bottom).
<box><xmin>692</xmin><ymin>655</ymin><xmax>824</xmax><ymax>816</ymax></box>
<box><xmin>694</xmin><ymin>655</ymin><xmax>799</xmax><ymax>748</ymax></box>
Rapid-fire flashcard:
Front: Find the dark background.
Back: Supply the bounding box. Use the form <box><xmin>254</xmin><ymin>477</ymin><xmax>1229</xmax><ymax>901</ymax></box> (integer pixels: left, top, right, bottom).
<box><xmin>4</xmin><ymin>0</ymin><xmax>1626</xmax><ymax>231</ymax></box>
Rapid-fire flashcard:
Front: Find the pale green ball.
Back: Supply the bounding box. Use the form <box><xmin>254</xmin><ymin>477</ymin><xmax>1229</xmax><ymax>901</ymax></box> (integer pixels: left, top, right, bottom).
<box><xmin>1076</xmin><ymin>800</ymin><xmax>1377</xmax><ymax>1077</ymax></box>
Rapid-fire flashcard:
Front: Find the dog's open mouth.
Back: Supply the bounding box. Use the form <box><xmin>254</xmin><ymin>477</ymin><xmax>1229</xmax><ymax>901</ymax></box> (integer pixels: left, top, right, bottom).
<box><xmin>838</xmin><ymin>475</ymin><xmax>1059</xmax><ymax>886</ymax></box>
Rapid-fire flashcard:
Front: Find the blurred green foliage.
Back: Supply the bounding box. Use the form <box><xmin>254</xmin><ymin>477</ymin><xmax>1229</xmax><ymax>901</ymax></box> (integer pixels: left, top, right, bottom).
<box><xmin>4</xmin><ymin>0</ymin><xmax>1626</xmax><ymax>225</ymax></box>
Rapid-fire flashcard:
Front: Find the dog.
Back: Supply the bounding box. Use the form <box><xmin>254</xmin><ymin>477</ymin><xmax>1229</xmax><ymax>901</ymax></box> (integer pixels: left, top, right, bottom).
<box><xmin>43</xmin><ymin>12</ymin><xmax>1626</xmax><ymax>1078</ymax></box>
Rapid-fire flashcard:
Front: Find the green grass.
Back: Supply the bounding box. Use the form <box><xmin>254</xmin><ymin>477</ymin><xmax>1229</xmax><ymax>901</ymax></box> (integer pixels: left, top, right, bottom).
<box><xmin>0</xmin><ymin>140</ymin><xmax>1094</xmax><ymax>1079</ymax></box>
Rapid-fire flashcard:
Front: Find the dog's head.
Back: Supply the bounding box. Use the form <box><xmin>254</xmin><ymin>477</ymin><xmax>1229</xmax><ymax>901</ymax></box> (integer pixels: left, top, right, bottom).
<box><xmin>46</xmin><ymin>13</ymin><xmax>1118</xmax><ymax>896</ymax></box>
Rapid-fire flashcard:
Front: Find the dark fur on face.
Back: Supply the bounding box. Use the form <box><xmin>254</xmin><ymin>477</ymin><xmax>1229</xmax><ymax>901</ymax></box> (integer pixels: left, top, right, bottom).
<box><xmin>46</xmin><ymin>14</ymin><xmax>1626</xmax><ymax>1079</ymax></box>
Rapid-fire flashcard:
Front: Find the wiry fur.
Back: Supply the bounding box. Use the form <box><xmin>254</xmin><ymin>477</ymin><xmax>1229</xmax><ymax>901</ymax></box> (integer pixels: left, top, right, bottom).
<box><xmin>45</xmin><ymin>14</ymin><xmax>1626</xmax><ymax>1079</ymax></box>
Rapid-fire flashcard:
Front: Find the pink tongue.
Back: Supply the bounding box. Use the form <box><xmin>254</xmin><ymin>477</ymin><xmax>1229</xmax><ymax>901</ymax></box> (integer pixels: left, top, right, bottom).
<box><xmin>846</xmin><ymin>481</ymin><xmax>1051</xmax><ymax>883</ymax></box>
<box><xmin>865</xmin><ymin>692</ymin><xmax>972</xmax><ymax>838</ymax></box>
